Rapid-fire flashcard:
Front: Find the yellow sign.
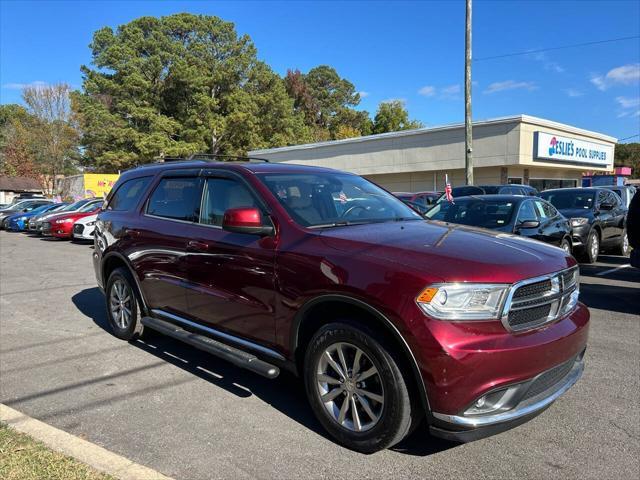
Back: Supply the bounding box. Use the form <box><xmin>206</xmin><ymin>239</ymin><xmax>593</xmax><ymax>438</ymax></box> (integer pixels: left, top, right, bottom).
<box><xmin>83</xmin><ymin>174</ymin><xmax>119</xmax><ymax>198</ymax></box>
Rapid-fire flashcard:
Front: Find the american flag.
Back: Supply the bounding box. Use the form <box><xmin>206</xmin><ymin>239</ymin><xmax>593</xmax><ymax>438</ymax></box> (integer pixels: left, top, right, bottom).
<box><xmin>445</xmin><ymin>174</ymin><xmax>454</xmax><ymax>203</ymax></box>
<box><xmin>339</xmin><ymin>191</ymin><xmax>348</xmax><ymax>203</ymax></box>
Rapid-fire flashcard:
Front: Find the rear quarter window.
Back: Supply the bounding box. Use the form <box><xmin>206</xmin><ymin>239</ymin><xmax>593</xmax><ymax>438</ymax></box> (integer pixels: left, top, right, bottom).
<box><xmin>146</xmin><ymin>177</ymin><xmax>201</xmax><ymax>222</ymax></box>
<box><xmin>107</xmin><ymin>176</ymin><xmax>152</xmax><ymax>211</ymax></box>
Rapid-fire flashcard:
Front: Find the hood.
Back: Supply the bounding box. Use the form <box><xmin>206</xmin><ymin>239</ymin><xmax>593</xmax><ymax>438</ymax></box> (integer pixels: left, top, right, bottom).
<box><xmin>319</xmin><ymin>220</ymin><xmax>574</xmax><ymax>284</ymax></box>
<box><xmin>77</xmin><ymin>214</ymin><xmax>98</xmax><ymax>224</ymax></box>
<box><xmin>554</xmin><ymin>208</ymin><xmax>594</xmax><ymax>220</ymax></box>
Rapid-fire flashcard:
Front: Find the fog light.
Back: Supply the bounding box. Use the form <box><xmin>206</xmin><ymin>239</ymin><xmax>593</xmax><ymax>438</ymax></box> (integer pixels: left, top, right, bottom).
<box><xmin>465</xmin><ymin>386</ymin><xmax>520</xmax><ymax>416</ymax></box>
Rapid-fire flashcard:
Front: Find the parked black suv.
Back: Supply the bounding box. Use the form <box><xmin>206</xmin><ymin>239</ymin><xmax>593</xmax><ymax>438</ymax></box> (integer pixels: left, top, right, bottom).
<box><xmin>540</xmin><ymin>188</ymin><xmax>628</xmax><ymax>263</ymax></box>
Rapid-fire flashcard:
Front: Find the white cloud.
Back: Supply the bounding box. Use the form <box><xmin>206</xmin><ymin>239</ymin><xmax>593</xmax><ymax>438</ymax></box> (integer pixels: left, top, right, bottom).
<box><xmin>2</xmin><ymin>80</ymin><xmax>48</xmax><ymax>90</ymax></box>
<box><xmin>417</xmin><ymin>84</ymin><xmax>461</xmax><ymax>100</ymax></box>
<box><xmin>591</xmin><ymin>63</ymin><xmax>640</xmax><ymax>91</ymax></box>
<box><xmin>357</xmin><ymin>91</ymin><xmax>370</xmax><ymax>98</ymax></box>
<box><xmin>565</xmin><ymin>88</ymin><xmax>584</xmax><ymax>98</ymax></box>
<box><xmin>616</xmin><ymin>96</ymin><xmax>640</xmax><ymax>109</ymax></box>
<box><xmin>533</xmin><ymin>52</ymin><xmax>564</xmax><ymax>73</ymax></box>
<box><xmin>615</xmin><ymin>96</ymin><xmax>640</xmax><ymax>118</ymax></box>
<box><xmin>441</xmin><ymin>84</ymin><xmax>461</xmax><ymax>96</ymax></box>
<box><xmin>483</xmin><ymin>80</ymin><xmax>537</xmax><ymax>94</ymax></box>
<box><xmin>418</xmin><ymin>85</ymin><xmax>436</xmax><ymax>97</ymax></box>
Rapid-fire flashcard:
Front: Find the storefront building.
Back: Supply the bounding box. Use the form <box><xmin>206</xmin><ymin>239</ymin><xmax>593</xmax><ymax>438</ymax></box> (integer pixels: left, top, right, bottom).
<box><xmin>249</xmin><ymin>115</ymin><xmax>616</xmax><ymax>193</ymax></box>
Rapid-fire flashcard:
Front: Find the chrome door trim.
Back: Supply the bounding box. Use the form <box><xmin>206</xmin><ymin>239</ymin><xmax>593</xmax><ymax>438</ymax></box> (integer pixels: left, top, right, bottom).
<box><xmin>151</xmin><ymin>308</ymin><xmax>285</xmax><ymax>361</ymax></box>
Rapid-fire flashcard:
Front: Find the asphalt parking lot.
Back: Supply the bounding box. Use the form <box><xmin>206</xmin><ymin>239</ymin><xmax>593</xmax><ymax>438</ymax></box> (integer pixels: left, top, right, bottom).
<box><xmin>1</xmin><ymin>230</ymin><xmax>638</xmax><ymax>479</ymax></box>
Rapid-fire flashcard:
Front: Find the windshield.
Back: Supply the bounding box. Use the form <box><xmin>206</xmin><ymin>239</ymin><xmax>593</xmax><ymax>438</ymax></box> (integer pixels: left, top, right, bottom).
<box><xmin>60</xmin><ymin>200</ymin><xmax>87</xmax><ymax>212</ymax></box>
<box><xmin>258</xmin><ymin>172</ymin><xmax>422</xmax><ymax>227</ymax></box>
<box><xmin>540</xmin><ymin>191</ymin><xmax>595</xmax><ymax>210</ymax></box>
<box><xmin>425</xmin><ymin>198</ymin><xmax>516</xmax><ymax>229</ymax></box>
<box><xmin>78</xmin><ymin>201</ymin><xmax>101</xmax><ymax>213</ymax></box>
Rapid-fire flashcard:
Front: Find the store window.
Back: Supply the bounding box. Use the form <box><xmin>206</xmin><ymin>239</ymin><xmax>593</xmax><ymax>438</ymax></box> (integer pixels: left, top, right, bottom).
<box><xmin>508</xmin><ymin>177</ymin><xmax>523</xmax><ymax>184</ymax></box>
<box><xmin>529</xmin><ymin>179</ymin><xmax>578</xmax><ymax>191</ymax></box>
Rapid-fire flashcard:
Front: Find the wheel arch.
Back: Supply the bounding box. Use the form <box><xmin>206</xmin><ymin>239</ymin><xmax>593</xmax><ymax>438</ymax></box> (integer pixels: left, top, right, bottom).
<box><xmin>102</xmin><ymin>252</ymin><xmax>149</xmax><ymax>314</ymax></box>
<box><xmin>291</xmin><ymin>294</ymin><xmax>431</xmax><ymax>413</ymax></box>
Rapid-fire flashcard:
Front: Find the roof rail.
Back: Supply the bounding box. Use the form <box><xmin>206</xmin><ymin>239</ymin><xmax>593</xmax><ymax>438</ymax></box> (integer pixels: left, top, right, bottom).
<box><xmin>186</xmin><ymin>153</ymin><xmax>269</xmax><ymax>163</ymax></box>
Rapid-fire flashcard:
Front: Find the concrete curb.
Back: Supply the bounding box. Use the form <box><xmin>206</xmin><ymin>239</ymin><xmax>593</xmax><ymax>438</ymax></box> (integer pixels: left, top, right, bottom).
<box><xmin>1</xmin><ymin>404</ymin><xmax>173</xmax><ymax>480</ymax></box>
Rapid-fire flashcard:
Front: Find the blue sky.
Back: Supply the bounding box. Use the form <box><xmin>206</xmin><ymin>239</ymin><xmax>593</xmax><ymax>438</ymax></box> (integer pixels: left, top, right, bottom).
<box><xmin>1</xmin><ymin>0</ymin><xmax>639</xmax><ymax>141</ymax></box>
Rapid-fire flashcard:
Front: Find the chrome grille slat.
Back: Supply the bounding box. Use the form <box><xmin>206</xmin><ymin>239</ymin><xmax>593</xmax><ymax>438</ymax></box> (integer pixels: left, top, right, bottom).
<box><xmin>501</xmin><ymin>267</ymin><xmax>579</xmax><ymax>332</ymax></box>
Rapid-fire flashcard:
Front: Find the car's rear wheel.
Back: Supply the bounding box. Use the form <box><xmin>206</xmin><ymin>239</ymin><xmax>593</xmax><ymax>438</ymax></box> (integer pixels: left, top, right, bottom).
<box><xmin>105</xmin><ymin>267</ymin><xmax>145</xmax><ymax>340</ymax></box>
<box><xmin>304</xmin><ymin>321</ymin><xmax>419</xmax><ymax>453</ymax></box>
<box><xmin>612</xmin><ymin>229</ymin><xmax>630</xmax><ymax>256</ymax></box>
<box><xmin>579</xmin><ymin>230</ymin><xmax>600</xmax><ymax>264</ymax></box>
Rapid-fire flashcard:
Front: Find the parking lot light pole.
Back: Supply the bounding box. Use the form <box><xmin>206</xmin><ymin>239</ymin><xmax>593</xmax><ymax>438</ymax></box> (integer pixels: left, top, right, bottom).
<box><xmin>465</xmin><ymin>0</ymin><xmax>474</xmax><ymax>185</ymax></box>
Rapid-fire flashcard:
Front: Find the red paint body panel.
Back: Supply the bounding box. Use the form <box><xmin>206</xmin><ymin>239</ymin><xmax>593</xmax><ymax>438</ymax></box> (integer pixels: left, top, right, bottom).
<box><xmin>93</xmin><ymin>161</ymin><xmax>590</xmax><ymax>426</ymax></box>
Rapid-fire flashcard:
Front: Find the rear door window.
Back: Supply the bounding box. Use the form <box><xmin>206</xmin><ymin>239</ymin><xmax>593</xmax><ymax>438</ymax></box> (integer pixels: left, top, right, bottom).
<box><xmin>108</xmin><ymin>177</ymin><xmax>151</xmax><ymax>211</ymax></box>
<box><xmin>146</xmin><ymin>177</ymin><xmax>201</xmax><ymax>222</ymax></box>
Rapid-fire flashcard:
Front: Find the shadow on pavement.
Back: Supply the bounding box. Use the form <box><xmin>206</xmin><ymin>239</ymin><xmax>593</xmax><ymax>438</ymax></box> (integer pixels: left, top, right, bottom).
<box><xmin>71</xmin><ymin>287</ymin><xmax>458</xmax><ymax>457</ymax></box>
<box><xmin>579</xmin><ymin>283</ymin><xmax>640</xmax><ymax>316</ymax></box>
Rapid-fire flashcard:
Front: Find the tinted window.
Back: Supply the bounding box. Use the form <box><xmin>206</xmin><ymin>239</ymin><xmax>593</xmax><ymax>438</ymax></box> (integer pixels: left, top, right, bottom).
<box><xmin>199</xmin><ymin>177</ymin><xmax>258</xmax><ymax>226</ymax></box>
<box><xmin>597</xmin><ymin>190</ymin><xmax>608</xmax><ymax>206</ymax></box>
<box><xmin>79</xmin><ymin>201</ymin><xmax>102</xmax><ymax>213</ymax></box>
<box><xmin>425</xmin><ymin>198</ymin><xmax>516</xmax><ymax>228</ymax></box>
<box><xmin>108</xmin><ymin>177</ymin><xmax>151</xmax><ymax>211</ymax></box>
<box><xmin>517</xmin><ymin>201</ymin><xmax>538</xmax><ymax>222</ymax></box>
<box><xmin>259</xmin><ymin>173</ymin><xmax>421</xmax><ymax>228</ymax></box>
<box><xmin>541</xmin><ymin>191</ymin><xmax>595</xmax><ymax>210</ymax></box>
<box><xmin>146</xmin><ymin>177</ymin><xmax>200</xmax><ymax>221</ymax></box>
<box><xmin>608</xmin><ymin>191</ymin><xmax>621</xmax><ymax>207</ymax></box>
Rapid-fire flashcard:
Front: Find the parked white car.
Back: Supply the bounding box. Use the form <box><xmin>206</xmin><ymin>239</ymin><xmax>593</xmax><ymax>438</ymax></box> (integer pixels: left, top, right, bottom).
<box><xmin>72</xmin><ymin>213</ymin><xmax>97</xmax><ymax>240</ymax></box>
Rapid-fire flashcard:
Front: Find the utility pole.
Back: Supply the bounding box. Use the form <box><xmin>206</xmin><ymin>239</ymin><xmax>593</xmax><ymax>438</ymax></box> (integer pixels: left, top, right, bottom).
<box><xmin>465</xmin><ymin>0</ymin><xmax>474</xmax><ymax>185</ymax></box>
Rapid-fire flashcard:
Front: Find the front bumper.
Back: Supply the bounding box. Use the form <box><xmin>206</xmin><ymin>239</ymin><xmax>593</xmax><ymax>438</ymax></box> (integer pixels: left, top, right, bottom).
<box><xmin>571</xmin><ymin>224</ymin><xmax>590</xmax><ymax>249</ymax></box>
<box><xmin>51</xmin><ymin>222</ymin><xmax>74</xmax><ymax>238</ymax></box>
<box><xmin>429</xmin><ymin>349</ymin><xmax>585</xmax><ymax>441</ymax></box>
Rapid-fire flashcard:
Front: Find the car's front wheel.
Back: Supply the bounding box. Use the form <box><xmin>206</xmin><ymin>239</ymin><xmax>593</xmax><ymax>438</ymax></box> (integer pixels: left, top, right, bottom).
<box><xmin>560</xmin><ymin>237</ymin><xmax>572</xmax><ymax>254</ymax></box>
<box><xmin>304</xmin><ymin>321</ymin><xmax>420</xmax><ymax>453</ymax></box>
<box><xmin>105</xmin><ymin>267</ymin><xmax>145</xmax><ymax>340</ymax></box>
<box><xmin>579</xmin><ymin>230</ymin><xmax>600</xmax><ymax>264</ymax></box>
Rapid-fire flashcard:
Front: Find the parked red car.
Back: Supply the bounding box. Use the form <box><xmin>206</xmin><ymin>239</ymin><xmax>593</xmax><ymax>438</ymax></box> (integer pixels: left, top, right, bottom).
<box><xmin>43</xmin><ymin>201</ymin><xmax>102</xmax><ymax>238</ymax></box>
<box><xmin>93</xmin><ymin>159</ymin><xmax>588</xmax><ymax>452</ymax></box>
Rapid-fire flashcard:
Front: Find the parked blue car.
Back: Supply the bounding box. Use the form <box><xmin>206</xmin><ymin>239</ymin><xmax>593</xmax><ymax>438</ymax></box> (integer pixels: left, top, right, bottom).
<box><xmin>5</xmin><ymin>203</ymin><xmax>66</xmax><ymax>231</ymax></box>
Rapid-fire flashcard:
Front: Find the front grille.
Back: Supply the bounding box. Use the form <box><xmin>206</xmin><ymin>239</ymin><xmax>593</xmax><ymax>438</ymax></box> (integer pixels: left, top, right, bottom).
<box><xmin>522</xmin><ymin>356</ymin><xmax>576</xmax><ymax>401</ymax></box>
<box><xmin>508</xmin><ymin>304</ymin><xmax>552</xmax><ymax>327</ymax></box>
<box><xmin>42</xmin><ymin>222</ymin><xmax>51</xmax><ymax>231</ymax></box>
<box><xmin>513</xmin><ymin>279</ymin><xmax>552</xmax><ymax>299</ymax></box>
<box><xmin>73</xmin><ymin>224</ymin><xmax>84</xmax><ymax>234</ymax></box>
<box><xmin>504</xmin><ymin>267</ymin><xmax>578</xmax><ymax>331</ymax></box>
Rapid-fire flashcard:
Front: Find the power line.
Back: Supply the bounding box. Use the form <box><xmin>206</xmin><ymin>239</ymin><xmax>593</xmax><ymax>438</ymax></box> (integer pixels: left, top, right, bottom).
<box><xmin>618</xmin><ymin>133</ymin><xmax>639</xmax><ymax>142</ymax></box>
<box><xmin>475</xmin><ymin>35</ymin><xmax>640</xmax><ymax>62</ymax></box>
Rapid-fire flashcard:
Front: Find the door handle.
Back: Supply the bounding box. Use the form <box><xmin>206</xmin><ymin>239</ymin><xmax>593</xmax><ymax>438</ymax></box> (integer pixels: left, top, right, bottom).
<box><xmin>187</xmin><ymin>240</ymin><xmax>209</xmax><ymax>252</ymax></box>
<box><xmin>123</xmin><ymin>228</ymin><xmax>141</xmax><ymax>239</ymax></box>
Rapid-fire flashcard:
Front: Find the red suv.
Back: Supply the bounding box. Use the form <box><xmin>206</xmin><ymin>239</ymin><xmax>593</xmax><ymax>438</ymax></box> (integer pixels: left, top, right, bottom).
<box><xmin>93</xmin><ymin>158</ymin><xmax>588</xmax><ymax>453</ymax></box>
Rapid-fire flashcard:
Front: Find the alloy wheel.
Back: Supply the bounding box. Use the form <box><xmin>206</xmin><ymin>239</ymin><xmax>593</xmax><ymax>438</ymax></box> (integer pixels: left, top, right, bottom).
<box><xmin>316</xmin><ymin>342</ymin><xmax>384</xmax><ymax>432</ymax></box>
<box><xmin>622</xmin><ymin>232</ymin><xmax>629</xmax><ymax>255</ymax></box>
<box><xmin>590</xmin><ymin>233</ymin><xmax>599</xmax><ymax>261</ymax></box>
<box><xmin>110</xmin><ymin>279</ymin><xmax>132</xmax><ymax>329</ymax></box>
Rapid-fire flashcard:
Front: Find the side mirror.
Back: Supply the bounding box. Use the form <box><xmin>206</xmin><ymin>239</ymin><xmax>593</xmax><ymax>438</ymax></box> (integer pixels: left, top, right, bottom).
<box><xmin>517</xmin><ymin>219</ymin><xmax>540</xmax><ymax>229</ymax></box>
<box><xmin>599</xmin><ymin>202</ymin><xmax>614</xmax><ymax>210</ymax></box>
<box><xmin>222</xmin><ymin>207</ymin><xmax>274</xmax><ymax>236</ymax></box>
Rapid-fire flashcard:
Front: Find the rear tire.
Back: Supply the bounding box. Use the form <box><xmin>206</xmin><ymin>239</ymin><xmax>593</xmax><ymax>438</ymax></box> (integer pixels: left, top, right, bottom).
<box><xmin>612</xmin><ymin>229</ymin><xmax>630</xmax><ymax>257</ymax></box>
<box><xmin>105</xmin><ymin>267</ymin><xmax>145</xmax><ymax>340</ymax></box>
<box><xmin>579</xmin><ymin>230</ymin><xmax>599</xmax><ymax>264</ymax></box>
<box><xmin>303</xmin><ymin>321</ymin><xmax>420</xmax><ymax>453</ymax></box>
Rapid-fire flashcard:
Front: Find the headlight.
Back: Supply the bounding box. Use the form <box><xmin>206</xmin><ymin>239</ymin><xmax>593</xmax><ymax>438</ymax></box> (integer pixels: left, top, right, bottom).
<box><xmin>86</xmin><ymin>221</ymin><xmax>95</xmax><ymax>226</ymax></box>
<box><xmin>19</xmin><ymin>216</ymin><xmax>28</xmax><ymax>221</ymax></box>
<box><xmin>55</xmin><ymin>218</ymin><xmax>74</xmax><ymax>224</ymax></box>
<box><xmin>416</xmin><ymin>283</ymin><xmax>509</xmax><ymax>320</ymax></box>
<box><xmin>570</xmin><ymin>217</ymin><xmax>589</xmax><ymax>227</ymax></box>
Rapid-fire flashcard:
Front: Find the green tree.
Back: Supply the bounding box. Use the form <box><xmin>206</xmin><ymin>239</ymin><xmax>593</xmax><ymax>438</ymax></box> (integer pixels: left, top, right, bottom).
<box><xmin>0</xmin><ymin>104</ymin><xmax>38</xmax><ymax>177</ymax></box>
<box><xmin>285</xmin><ymin>65</ymin><xmax>371</xmax><ymax>141</ymax></box>
<box><xmin>73</xmin><ymin>13</ymin><xmax>309</xmax><ymax>170</ymax></box>
<box><xmin>615</xmin><ymin>142</ymin><xmax>640</xmax><ymax>179</ymax></box>
<box><xmin>372</xmin><ymin>100</ymin><xmax>423</xmax><ymax>134</ymax></box>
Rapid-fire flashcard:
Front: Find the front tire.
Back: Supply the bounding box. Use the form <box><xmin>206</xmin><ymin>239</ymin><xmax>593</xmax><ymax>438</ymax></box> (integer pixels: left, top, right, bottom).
<box><xmin>579</xmin><ymin>230</ymin><xmax>600</xmax><ymax>264</ymax></box>
<box><xmin>560</xmin><ymin>237</ymin><xmax>572</xmax><ymax>255</ymax></box>
<box><xmin>303</xmin><ymin>321</ymin><xmax>419</xmax><ymax>453</ymax></box>
<box><xmin>105</xmin><ymin>267</ymin><xmax>145</xmax><ymax>340</ymax></box>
